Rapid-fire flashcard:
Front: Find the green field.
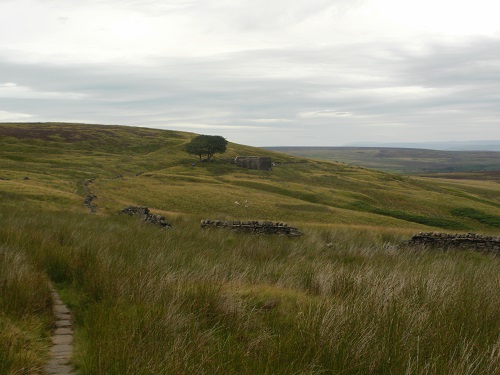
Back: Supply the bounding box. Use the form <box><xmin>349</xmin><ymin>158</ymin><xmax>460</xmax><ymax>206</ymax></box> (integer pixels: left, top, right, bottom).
<box><xmin>267</xmin><ymin>146</ymin><xmax>500</xmax><ymax>175</ymax></box>
<box><xmin>1</xmin><ymin>123</ymin><xmax>499</xmax><ymax>374</ymax></box>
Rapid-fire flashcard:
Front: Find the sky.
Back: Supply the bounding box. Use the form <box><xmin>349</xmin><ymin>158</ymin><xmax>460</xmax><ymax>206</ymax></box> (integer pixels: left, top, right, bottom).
<box><xmin>1</xmin><ymin>0</ymin><xmax>499</xmax><ymax>146</ymax></box>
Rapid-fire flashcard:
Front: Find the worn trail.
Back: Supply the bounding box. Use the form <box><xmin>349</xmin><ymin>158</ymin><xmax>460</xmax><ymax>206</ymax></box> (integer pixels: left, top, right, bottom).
<box><xmin>45</xmin><ymin>283</ymin><xmax>75</xmax><ymax>375</ymax></box>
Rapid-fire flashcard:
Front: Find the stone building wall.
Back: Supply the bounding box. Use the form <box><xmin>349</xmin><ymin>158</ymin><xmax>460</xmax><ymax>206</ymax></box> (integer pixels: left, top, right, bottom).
<box><xmin>234</xmin><ymin>156</ymin><xmax>273</xmax><ymax>171</ymax></box>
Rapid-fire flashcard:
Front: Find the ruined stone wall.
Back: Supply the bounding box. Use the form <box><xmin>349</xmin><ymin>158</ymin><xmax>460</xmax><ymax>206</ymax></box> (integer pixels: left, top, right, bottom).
<box><xmin>120</xmin><ymin>206</ymin><xmax>171</xmax><ymax>228</ymax></box>
<box><xmin>83</xmin><ymin>179</ymin><xmax>97</xmax><ymax>213</ymax></box>
<box><xmin>407</xmin><ymin>232</ymin><xmax>499</xmax><ymax>255</ymax></box>
<box><xmin>234</xmin><ymin>156</ymin><xmax>273</xmax><ymax>171</ymax></box>
<box><xmin>201</xmin><ymin>219</ymin><xmax>302</xmax><ymax>236</ymax></box>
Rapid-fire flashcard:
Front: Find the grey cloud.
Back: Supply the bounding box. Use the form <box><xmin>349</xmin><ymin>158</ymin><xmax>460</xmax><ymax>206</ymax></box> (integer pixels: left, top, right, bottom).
<box><xmin>1</xmin><ymin>31</ymin><xmax>499</xmax><ymax>145</ymax></box>
<box><xmin>396</xmin><ymin>37</ymin><xmax>500</xmax><ymax>86</ymax></box>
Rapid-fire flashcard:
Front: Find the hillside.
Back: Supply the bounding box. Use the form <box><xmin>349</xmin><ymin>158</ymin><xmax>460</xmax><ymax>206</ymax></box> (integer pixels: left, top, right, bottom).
<box><xmin>1</xmin><ymin>123</ymin><xmax>499</xmax><ymax>374</ymax></box>
<box><xmin>266</xmin><ymin>146</ymin><xmax>500</xmax><ymax>175</ymax></box>
<box><xmin>1</xmin><ymin>123</ymin><xmax>499</xmax><ymax>232</ymax></box>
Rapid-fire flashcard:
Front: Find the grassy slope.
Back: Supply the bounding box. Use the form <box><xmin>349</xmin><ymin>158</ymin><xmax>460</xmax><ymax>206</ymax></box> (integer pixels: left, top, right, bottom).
<box><xmin>1</xmin><ymin>123</ymin><xmax>499</xmax><ymax>233</ymax></box>
<box><xmin>1</xmin><ymin>123</ymin><xmax>499</xmax><ymax>374</ymax></box>
<box><xmin>267</xmin><ymin>146</ymin><xmax>500</xmax><ymax>174</ymax></box>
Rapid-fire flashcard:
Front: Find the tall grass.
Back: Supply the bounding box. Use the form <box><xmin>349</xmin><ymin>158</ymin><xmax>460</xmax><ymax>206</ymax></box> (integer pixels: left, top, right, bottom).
<box><xmin>0</xmin><ymin>209</ymin><xmax>498</xmax><ymax>374</ymax></box>
<box><xmin>0</xmin><ymin>242</ymin><xmax>52</xmax><ymax>374</ymax></box>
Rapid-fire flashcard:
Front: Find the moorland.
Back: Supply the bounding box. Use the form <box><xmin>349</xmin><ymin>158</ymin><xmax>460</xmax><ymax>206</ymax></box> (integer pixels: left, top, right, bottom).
<box><xmin>1</xmin><ymin>123</ymin><xmax>499</xmax><ymax>374</ymax></box>
<box><xmin>267</xmin><ymin>146</ymin><xmax>500</xmax><ymax>175</ymax></box>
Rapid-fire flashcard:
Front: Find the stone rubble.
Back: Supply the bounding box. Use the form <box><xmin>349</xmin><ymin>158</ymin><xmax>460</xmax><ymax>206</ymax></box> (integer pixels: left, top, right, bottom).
<box><xmin>201</xmin><ymin>219</ymin><xmax>302</xmax><ymax>236</ymax></box>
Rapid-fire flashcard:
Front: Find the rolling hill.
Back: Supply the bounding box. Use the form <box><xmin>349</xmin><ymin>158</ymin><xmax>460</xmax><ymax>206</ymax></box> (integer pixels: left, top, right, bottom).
<box><xmin>1</xmin><ymin>123</ymin><xmax>499</xmax><ymax>232</ymax></box>
<box><xmin>1</xmin><ymin>123</ymin><xmax>499</xmax><ymax>374</ymax></box>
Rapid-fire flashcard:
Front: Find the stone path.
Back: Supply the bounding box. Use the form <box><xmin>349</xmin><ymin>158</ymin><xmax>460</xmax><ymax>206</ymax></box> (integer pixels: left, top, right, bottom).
<box><xmin>45</xmin><ymin>283</ymin><xmax>75</xmax><ymax>375</ymax></box>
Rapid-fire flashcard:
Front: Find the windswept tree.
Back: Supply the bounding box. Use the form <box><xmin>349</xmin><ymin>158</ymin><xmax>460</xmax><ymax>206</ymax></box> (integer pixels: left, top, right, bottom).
<box><xmin>184</xmin><ymin>136</ymin><xmax>205</xmax><ymax>161</ymax></box>
<box><xmin>184</xmin><ymin>135</ymin><xmax>228</xmax><ymax>161</ymax></box>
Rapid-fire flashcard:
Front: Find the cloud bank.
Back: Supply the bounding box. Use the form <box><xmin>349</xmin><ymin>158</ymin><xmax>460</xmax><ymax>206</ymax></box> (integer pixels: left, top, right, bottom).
<box><xmin>1</xmin><ymin>0</ymin><xmax>499</xmax><ymax>146</ymax></box>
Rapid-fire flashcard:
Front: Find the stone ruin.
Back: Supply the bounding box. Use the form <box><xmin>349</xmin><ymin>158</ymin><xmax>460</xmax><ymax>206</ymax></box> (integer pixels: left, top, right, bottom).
<box><xmin>120</xmin><ymin>206</ymin><xmax>172</xmax><ymax>228</ymax></box>
<box><xmin>406</xmin><ymin>232</ymin><xmax>499</xmax><ymax>255</ymax></box>
<box><xmin>234</xmin><ymin>156</ymin><xmax>273</xmax><ymax>171</ymax></box>
<box><xmin>83</xmin><ymin>179</ymin><xmax>97</xmax><ymax>213</ymax></box>
<box><xmin>201</xmin><ymin>219</ymin><xmax>302</xmax><ymax>236</ymax></box>
<box><xmin>83</xmin><ymin>193</ymin><xmax>97</xmax><ymax>212</ymax></box>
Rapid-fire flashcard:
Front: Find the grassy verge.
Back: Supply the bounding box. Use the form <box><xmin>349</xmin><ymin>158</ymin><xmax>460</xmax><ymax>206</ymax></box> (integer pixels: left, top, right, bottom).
<box><xmin>0</xmin><ymin>209</ymin><xmax>498</xmax><ymax>374</ymax></box>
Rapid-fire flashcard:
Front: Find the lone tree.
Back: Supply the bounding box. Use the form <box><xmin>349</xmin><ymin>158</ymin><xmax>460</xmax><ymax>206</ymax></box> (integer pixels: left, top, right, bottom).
<box><xmin>184</xmin><ymin>135</ymin><xmax>228</xmax><ymax>161</ymax></box>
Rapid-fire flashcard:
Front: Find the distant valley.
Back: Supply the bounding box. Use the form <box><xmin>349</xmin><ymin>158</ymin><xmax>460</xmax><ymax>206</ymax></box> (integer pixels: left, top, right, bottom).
<box><xmin>342</xmin><ymin>140</ymin><xmax>500</xmax><ymax>151</ymax></box>
<box><xmin>265</xmin><ymin>147</ymin><xmax>500</xmax><ymax>175</ymax></box>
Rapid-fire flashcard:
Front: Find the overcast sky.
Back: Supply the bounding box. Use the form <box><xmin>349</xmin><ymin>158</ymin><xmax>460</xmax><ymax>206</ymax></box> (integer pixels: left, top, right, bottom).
<box><xmin>1</xmin><ymin>0</ymin><xmax>499</xmax><ymax>146</ymax></box>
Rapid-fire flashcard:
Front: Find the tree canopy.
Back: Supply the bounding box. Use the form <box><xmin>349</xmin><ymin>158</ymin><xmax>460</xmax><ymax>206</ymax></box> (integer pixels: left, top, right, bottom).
<box><xmin>184</xmin><ymin>135</ymin><xmax>228</xmax><ymax>161</ymax></box>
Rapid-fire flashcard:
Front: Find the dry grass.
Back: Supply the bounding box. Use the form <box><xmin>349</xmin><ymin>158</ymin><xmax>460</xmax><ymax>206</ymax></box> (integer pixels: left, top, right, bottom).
<box><xmin>0</xmin><ymin>209</ymin><xmax>498</xmax><ymax>374</ymax></box>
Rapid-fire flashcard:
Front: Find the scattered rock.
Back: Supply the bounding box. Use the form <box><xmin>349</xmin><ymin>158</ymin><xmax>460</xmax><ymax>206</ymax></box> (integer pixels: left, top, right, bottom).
<box><xmin>120</xmin><ymin>206</ymin><xmax>172</xmax><ymax>228</ymax></box>
<box><xmin>405</xmin><ymin>232</ymin><xmax>499</xmax><ymax>255</ymax></box>
<box><xmin>200</xmin><ymin>220</ymin><xmax>302</xmax><ymax>236</ymax></box>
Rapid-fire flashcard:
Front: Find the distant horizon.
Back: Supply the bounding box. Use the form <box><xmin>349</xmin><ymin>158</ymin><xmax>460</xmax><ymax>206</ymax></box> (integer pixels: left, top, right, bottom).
<box><xmin>265</xmin><ymin>139</ymin><xmax>500</xmax><ymax>152</ymax></box>
<box><xmin>2</xmin><ymin>121</ymin><xmax>500</xmax><ymax>152</ymax></box>
<box><xmin>267</xmin><ymin>140</ymin><xmax>500</xmax><ymax>148</ymax></box>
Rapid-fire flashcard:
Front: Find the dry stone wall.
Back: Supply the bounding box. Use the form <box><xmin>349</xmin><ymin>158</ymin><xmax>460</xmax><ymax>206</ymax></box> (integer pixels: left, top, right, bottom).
<box><xmin>120</xmin><ymin>206</ymin><xmax>171</xmax><ymax>228</ymax></box>
<box><xmin>201</xmin><ymin>219</ymin><xmax>302</xmax><ymax>236</ymax></box>
<box><xmin>407</xmin><ymin>232</ymin><xmax>499</xmax><ymax>255</ymax></box>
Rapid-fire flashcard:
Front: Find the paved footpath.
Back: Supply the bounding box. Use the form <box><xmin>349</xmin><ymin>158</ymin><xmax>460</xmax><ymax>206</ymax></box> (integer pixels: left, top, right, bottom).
<box><xmin>45</xmin><ymin>283</ymin><xmax>76</xmax><ymax>375</ymax></box>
